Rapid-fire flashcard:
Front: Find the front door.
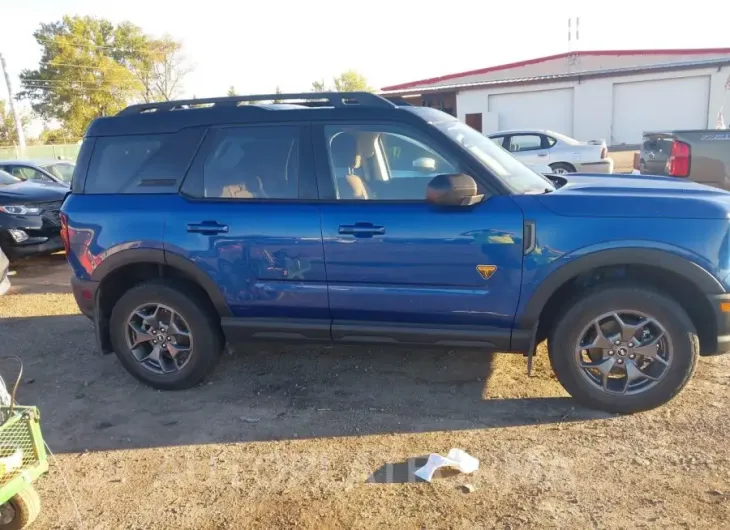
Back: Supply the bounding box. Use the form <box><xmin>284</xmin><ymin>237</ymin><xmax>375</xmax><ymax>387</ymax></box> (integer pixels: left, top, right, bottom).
<box><xmin>165</xmin><ymin>123</ymin><xmax>330</xmax><ymax>341</ymax></box>
<box><xmin>313</xmin><ymin>122</ymin><xmax>524</xmax><ymax>348</ymax></box>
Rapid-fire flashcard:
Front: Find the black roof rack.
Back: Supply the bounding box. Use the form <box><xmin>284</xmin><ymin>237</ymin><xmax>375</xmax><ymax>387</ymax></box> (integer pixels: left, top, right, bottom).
<box><xmin>118</xmin><ymin>91</ymin><xmax>397</xmax><ymax>116</ymax></box>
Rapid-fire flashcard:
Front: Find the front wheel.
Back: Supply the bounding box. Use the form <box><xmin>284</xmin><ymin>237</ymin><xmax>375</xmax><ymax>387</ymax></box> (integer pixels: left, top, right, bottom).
<box><xmin>0</xmin><ymin>487</ymin><xmax>41</xmax><ymax>530</ymax></box>
<box><xmin>548</xmin><ymin>284</ymin><xmax>699</xmax><ymax>414</ymax></box>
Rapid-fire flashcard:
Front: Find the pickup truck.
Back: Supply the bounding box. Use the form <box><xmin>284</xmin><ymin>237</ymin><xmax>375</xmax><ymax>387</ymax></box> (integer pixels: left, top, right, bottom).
<box><xmin>638</xmin><ymin>130</ymin><xmax>730</xmax><ymax>189</ymax></box>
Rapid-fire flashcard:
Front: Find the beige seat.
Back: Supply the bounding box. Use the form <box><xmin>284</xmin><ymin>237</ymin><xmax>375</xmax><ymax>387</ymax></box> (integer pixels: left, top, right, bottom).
<box><xmin>330</xmin><ymin>132</ymin><xmax>376</xmax><ymax>199</ymax></box>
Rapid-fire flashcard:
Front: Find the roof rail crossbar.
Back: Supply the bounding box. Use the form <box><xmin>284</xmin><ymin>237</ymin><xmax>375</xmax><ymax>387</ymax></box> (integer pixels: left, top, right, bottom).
<box><xmin>118</xmin><ymin>92</ymin><xmax>396</xmax><ymax>115</ymax></box>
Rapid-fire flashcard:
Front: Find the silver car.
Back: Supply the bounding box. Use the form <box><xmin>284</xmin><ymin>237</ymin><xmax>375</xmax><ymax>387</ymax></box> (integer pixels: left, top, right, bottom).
<box><xmin>487</xmin><ymin>129</ymin><xmax>614</xmax><ymax>175</ymax></box>
<box><xmin>0</xmin><ymin>246</ymin><xmax>9</xmax><ymax>296</ymax></box>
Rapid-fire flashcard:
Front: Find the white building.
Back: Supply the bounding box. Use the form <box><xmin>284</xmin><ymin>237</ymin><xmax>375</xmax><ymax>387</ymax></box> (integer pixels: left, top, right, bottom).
<box><xmin>381</xmin><ymin>48</ymin><xmax>730</xmax><ymax>146</ymax></box>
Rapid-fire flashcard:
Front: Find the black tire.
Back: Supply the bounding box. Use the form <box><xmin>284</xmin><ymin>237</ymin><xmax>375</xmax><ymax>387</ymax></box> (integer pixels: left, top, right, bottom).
<box><xmin>0</xmin><ymin>487</ymin><xmax>41</xmax><ymax>530</ymax></box>
<box><xmin>549</xmin><ymin>162</ymin><xmax>576</xmax><ymax>174</ymax></box>
<box><xmin>548</xmin><ymin>283</ymin><xmax>699</xmax><ymax>414</ymax></box>
<box><xmin>110</xmin><ymin>279</ymin><xmax>223</xmax><ymax>390</ymax></box>
<box><xmin>639</xmin><ymin>159</ymin><xmax>646</xmax><ymax>173</ymax></box>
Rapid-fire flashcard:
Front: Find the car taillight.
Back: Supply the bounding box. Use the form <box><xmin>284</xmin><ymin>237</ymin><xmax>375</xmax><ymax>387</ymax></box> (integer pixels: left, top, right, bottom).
<box><xmin>667</xmin><ymin>140</ymin><xmax>690</xmax><ymax>177</ymax></box>
<box><xmin>600</xmin><ymin>147</ymin><xmax>607</xmax><ymax>159</ymax></box>
<box><xmin>60</xmin><ymin>212</ymin><xmax>70</xmax><ymax>255</ymax></box>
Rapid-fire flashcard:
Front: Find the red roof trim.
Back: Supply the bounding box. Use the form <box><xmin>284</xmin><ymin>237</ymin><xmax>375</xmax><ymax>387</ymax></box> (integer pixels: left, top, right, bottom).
<box><xmin>381</xmin><ymin>48</ymin><xmax>730</xmax><ymax>91</ymax></box>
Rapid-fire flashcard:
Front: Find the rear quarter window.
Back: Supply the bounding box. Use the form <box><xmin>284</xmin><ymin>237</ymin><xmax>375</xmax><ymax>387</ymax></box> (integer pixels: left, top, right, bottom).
<box><xmin>83</xmin><ymin>128</ymin><xmax>206</xmax><ymax>194</ymax></box>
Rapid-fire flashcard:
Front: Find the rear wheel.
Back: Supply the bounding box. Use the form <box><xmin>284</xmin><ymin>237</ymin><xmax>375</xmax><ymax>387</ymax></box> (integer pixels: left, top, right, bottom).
<box><xmin>548</xmin><ymin>284</ymin><xmax>698</xmax><ymax>413</ymax></box>
<box><xmin>0</xmin><ymin>487</ymin><xmax>41</xmax><ymax>530</ymax></box>
<box><xmin>549</xmin><ymin>162</ymin><xmax>575</xmax><ymax>175</ymax></box>
<box><xmin>110</xmin><ymin>280</ymin><xmax>223</xmax><ymax>390</ymax></box>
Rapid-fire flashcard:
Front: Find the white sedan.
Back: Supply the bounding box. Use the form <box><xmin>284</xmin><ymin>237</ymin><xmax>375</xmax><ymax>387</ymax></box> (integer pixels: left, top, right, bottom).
<box><xmin>487</xmin><ymin>129</ymin><xmax>614</xmax><ymax>175</ymax></box>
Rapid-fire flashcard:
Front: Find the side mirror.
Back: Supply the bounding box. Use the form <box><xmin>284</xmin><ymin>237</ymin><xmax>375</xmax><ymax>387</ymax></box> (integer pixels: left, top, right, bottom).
<box><xmin>426</xmin><ymin>174</ymin><xmax>483</xmax><ymax>206</ymax></box>
<box><xmin>413</xmin><ymin>157</ymin><xmax>437</xmax><ymax>172</ymax></box>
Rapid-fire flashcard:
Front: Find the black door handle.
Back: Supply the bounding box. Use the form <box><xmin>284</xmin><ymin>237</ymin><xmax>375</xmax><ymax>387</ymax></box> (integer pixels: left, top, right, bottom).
<box><xmin>187</xmin><ymin>221</ymin><xmax>229</xmax><ymax>235</ymax></box>
<box><xmin>338</xmin><ymin>224</ymin><xmax>386</xmax><ymax>237</ymax></box>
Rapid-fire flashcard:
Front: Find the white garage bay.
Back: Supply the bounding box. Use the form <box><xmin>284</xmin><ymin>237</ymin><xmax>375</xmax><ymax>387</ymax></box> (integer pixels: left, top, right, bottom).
<box><xmin>382</xmin><ymin>49</ymin><xmax>730</xmax><ymax>146</ymax></box>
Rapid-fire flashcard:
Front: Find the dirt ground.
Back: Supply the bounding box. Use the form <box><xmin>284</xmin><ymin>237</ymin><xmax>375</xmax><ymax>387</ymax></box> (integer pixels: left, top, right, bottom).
<box><xmin>0</xmin><ymin>255</ymin><xmax>729</xmax><ymax>529</ymax></box>
<box><xmin>607</xmin><ymin>149</ymin><xmax>637</xmax><ymax>174</ymax></box>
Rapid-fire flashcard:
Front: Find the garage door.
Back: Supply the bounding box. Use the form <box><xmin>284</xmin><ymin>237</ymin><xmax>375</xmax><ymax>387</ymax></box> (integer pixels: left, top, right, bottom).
<box><xmin>611</xmin><ymin>76</ymin><xmax>710</xmax><ymax>145</ymax></box>
<box><xmin>488</xmin><ymin>88</ymin><xmax>574</xmax><ymax>136</ymax></box>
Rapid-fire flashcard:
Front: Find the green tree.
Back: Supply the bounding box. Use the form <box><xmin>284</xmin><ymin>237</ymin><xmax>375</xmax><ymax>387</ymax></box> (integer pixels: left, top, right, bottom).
<box><xmin>0</xmin><ymin>101</ymin><xmax>31</xmax><ymax>145</ymax></box>
<box><xmin>311</xmin><ymin>79</ymin><xmax>327</xmax><ymax>92</ymax></box>
<box><xmin>133</xmin><ymin>35</ymin><xmax>191</xmax><ymax>102</ymax></box>
<box><xmin>226</xmin><ymin>85</ymin><xmax>237</xmax><ymax>97</ymax></box>
<box><xmin>273</xmin><ymin>85</ymin><xmax>283</xmax><ymax>103</ymax></box>
<box><xmin>311</xmin><ymin>70</ymin><xmax>373</xmax><ymax>92</ymax></box>
<box><xmin>38</xmin><ymin>127</ymin><xmax>79</xmax><ymax>144</ymax></box>
<box><xmin>17</xmin><ymin>16</ymin><xmax>190</xmax><ymax>137</ymax></box>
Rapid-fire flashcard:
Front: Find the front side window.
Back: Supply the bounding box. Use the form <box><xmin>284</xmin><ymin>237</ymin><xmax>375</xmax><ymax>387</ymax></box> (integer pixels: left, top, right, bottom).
<box><xmin>6</xmin><ymin>166</ymin><xmax>52</xmax><ymax>182</ymax></box>
<box><xmin>325</xmin><ymin>125</ymin><xmax>458</xmax><ymax>201</ymax></box>
<box><xmin>203</xmin><ymin>126</ymin><xmax>299</xmax><ymax>200</ymax></box>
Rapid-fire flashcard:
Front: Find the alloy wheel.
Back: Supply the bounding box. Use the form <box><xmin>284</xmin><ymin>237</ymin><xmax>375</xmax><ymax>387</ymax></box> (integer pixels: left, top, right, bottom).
<box><xmin>125</xmin><ymin>303</ymin><xmax>194</xmax><ymax>375</ymax></box>
<box><xmin>575</xmin><ymin>310</ymin><xmax>673</xmax><ymax>395</ymax></box>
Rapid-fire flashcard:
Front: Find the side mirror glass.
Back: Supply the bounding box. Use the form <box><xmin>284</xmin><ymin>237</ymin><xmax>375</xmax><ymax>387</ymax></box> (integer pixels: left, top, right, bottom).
<box><xmin>426</xmin><ymin>173</ymin><xmax>483</xmax><ymax>206</ymax></box>
<box><xmin>413</xmin><ymin>157</ymin><xmax>437</xmax><ymax>172</ymax></box>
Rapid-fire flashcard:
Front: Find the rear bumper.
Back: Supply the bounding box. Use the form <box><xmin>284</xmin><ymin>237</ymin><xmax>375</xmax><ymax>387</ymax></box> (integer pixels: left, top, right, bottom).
<box><xmin>71</xmin><ymin>276</ymin><xmax>113</xmax><ymax>354</ymax></box>
<box><xmin>70</xmin><ymin>276</ymin><xmax>98</xmax><ymax>320</ymax></box>
<box><xmin>575</xmin><ymin>159</ymin><xmax>614</xmax><ymax>174</ymax></box>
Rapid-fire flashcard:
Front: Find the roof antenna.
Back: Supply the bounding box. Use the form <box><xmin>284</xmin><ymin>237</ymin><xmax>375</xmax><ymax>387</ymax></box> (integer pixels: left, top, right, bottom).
<box><xmin>567</xmin><ymin>16</ymin><xmax>580</xmax><ymax>66</ymax></box>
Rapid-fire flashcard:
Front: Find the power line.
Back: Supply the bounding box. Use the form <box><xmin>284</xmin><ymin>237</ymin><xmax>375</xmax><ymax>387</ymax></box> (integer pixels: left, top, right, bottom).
<box><xmin>34</xmin><ymin>34</ymin><xmax>139</xmax><ymax>53</ymax></box>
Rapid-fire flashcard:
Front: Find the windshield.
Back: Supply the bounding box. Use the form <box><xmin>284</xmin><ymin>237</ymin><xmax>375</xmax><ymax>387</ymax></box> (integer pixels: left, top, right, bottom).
<box><xmin>0</xmin><ymin>170</ymin><xmax>21</xmax><ymax>186</ymax></box>
<box><xmin>42</xmin><ymin>162</ymin><xmax>75</xmax><ymax>183</ymax></box>
<box><xmin>433</xmin><ymin>120</ymin><xmax>555</xmax><ymax>194</ymax></box>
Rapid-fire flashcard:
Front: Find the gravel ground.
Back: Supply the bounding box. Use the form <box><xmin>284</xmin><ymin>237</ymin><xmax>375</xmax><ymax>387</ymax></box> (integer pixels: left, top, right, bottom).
<box><xmin>0</xmin><ymin>256</ymin><xmax>728</xmax><ymax>529</ymax></box>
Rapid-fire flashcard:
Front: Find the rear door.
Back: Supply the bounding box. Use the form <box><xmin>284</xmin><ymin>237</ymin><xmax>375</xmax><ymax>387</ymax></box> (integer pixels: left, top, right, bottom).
<box><xmin>313</xmin><ymin>121</ymin><xmax>524</xmax><ymax>348</ymax></box>
<box><xmin>166</xmin><ymin>123</ymin><xmax>330</xmax><ymax>341</ymax></box>
<box><xmin>504</xmin><ymin>134</ymin><xmax>551</xmax><ymax>165</ymax></box>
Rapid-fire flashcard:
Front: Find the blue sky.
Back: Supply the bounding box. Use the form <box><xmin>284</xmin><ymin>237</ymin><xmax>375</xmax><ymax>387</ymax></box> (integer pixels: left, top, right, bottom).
<box><xmin>1</xmin><ymin>0</ymin><xmax>727</xmax><ymax>104</ymax></box>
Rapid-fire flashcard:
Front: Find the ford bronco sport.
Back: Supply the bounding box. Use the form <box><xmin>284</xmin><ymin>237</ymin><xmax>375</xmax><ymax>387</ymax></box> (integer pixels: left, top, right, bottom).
<box><xmin>62</xmin><ymin>92</ymin><xmax>730</xmax><ymax>414</ymax></box>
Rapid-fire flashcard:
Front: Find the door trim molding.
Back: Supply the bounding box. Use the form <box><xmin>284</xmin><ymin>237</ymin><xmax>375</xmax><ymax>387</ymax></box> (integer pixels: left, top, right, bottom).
<box><xmin>221</xmin><ymin>317</ymin><xmax>530</xmax><ymax>352</ymax></box>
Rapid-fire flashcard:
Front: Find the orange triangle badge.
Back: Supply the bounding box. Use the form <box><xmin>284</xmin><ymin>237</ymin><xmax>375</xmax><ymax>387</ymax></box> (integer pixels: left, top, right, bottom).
<box><xmin>476</xmin><ymin>265</ymin><xmax>497</xmax><ymax>280</ymax></box>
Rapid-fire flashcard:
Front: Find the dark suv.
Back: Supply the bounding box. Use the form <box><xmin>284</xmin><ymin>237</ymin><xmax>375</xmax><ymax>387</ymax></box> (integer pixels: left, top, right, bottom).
<box><xmin>62</xmin><ymin>92</ymin><xmax>730</xmax><ymax>414</ymax></box>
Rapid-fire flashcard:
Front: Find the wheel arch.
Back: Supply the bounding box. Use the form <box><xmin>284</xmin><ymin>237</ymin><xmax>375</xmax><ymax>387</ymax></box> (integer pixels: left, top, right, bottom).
<box><xmin>549</xmin><ymin>161</ymin><xmax>576</xmax><ymax>172</ymax></box>
<box><xmin>519</xmin><ymin>248</ymin><xmax>724</xmax><ymax>354</ymax></box>
<box><xmin>91</xmin><ymin>248</ymin><xmax>231</xmax><ymax>318</ymax></box>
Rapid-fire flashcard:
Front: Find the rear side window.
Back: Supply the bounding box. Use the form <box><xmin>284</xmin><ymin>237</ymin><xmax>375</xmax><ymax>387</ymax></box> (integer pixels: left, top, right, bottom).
<box><xmin>84</xmin><ymin>128</ymin><xmax>205</xmax><ymax>194</ymax></box>
<box><xmin>199</xmin><ymin>126</ymin><xmax>299</xmax><ymax>200</ymax></box>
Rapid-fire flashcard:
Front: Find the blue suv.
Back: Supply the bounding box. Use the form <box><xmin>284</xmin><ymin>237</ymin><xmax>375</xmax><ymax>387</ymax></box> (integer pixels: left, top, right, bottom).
<box><xmin>62</xmin><ymin>92</ymin><xmax>730</xmax><ymax>414</ymax></box>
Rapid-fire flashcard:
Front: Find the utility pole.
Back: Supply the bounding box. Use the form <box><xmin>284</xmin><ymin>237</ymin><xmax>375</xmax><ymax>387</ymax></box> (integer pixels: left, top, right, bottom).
<box><xmin>0</xmin><ymin>52</ymin><xmax>26</xmax><ymax>157</ymax></box>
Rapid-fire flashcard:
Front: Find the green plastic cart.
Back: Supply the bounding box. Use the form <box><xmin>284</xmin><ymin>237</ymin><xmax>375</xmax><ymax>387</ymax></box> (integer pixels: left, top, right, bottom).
<box><xmin>0</xmin><ymin>363</ymin><xmax>48</xmax><ymax>529</ymax></box>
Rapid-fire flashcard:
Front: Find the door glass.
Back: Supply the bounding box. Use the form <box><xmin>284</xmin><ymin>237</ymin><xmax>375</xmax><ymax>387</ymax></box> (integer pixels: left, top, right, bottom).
<box><xmin>325</xmin><ymin>126</ymin><xmax>457</xmax><ymax>201</ymax></box>
<box><xmin>203</xmin><ymin>126</ymin><xmax>299</xmax><ymax>199</ymax></box>
<box><xmin>489</xmin><ymin>136</ymin><xmax>506</xmax><ymax>148</ymax></box>
<box><xmin>508</xmin><ymin>135</ymin><xmax>543</xmax><ymax>153</ymax></box>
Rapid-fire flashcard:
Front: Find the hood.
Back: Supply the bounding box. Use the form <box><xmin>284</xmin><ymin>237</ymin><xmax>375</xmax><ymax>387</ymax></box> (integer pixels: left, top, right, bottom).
<box><xmin>537</xmin><ymin>173</ymin><xmax>730</xmax><ymax>219</ymax></box>
<box><xmin>0</xmin><ymin>180</ymin><xmax>68</xmax><ymax>205</ymax></box>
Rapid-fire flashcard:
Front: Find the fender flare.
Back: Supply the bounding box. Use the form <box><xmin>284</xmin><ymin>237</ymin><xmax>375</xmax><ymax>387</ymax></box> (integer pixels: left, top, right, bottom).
<box><xmin>518</xmin><ymin>247</ymin><xmax>725</xmax><ymax>329</ymax></box>
<box><xmin>91</xmin><ymin>248</ymin><xmax>232</xmax><ymax>317</ymax></box>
